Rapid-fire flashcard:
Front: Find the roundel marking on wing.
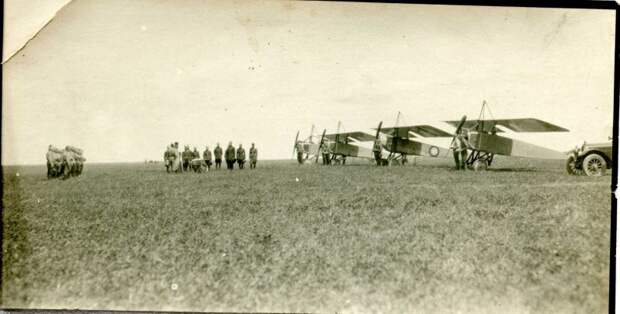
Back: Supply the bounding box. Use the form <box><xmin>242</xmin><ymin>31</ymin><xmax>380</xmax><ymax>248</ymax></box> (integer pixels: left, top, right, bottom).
<box><xmin>429</xmin><ymin>146</ymin><xmax>440</xmax><ymax>157</ymax></box>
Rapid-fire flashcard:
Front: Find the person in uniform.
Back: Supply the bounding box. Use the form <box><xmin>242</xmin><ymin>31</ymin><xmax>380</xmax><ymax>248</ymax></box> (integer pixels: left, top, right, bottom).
<box><xmin>372</xmin><ymin>139</ymin><xmax>383</xmax><ymax>166</ymax></box>
<box><xmin>225</xmin><ymin>141</ymin><xmax>236</xmax><ymax>170</ymax></box>
<box><xmin>182</xmin><ymin>145</ymin><xmax>192</xmax><ymax>171</ymax></box>
<box><xmin>236</xmin><ymin>144</ymin><xmax>246</xmax><ymax>169</ymax></box>
<box><xmin>249</xmin><ymin>143</ymin><xmax>258</xmax><ymax>169</ymax></box>
<box><xmin>451</xmin><ymin>128</ymin><xmax>470</xmax><ymax>170</ymax></box>
<box><xmin>47</xmin><ymin>145</ymin><xmax>55</xmax><ymax>178</ymax></box>
<box><xmin>214</xmin><ymin>143</ymin><xmax>223</xmax><ymax>169</ymax></box>
<box><xmin>164</xmin><ymin>143</ymin><xmax>174</xmax><ymax>173</ymax></box>
<box><xmin>295</xmin><ymin>141</ymin><xmax>304</xmax><ymax>165</ymax></box>
<box><xmin>203</xmin><ymin>145</ymin><xmax>212</xmax><ymax>171</ymax></box>
<box><xmin>172</xmin><ymin>142</ymin><xmax>181</xmax><ymax>172</ymax></box>
<box><xmin>320</xmin><ymin>142</ymin><xmax>331</xmax><ymax>165</ymax></box>
<box><xmin>188</xmin><ymin>147</ymin><xmax>202</xmax><ymax>172</ymax></box>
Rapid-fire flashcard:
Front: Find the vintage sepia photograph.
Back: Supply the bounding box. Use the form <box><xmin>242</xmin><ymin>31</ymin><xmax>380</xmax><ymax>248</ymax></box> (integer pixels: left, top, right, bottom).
<box><xmin>2</xmin><ymin>0</ymin><xmax>617</xmax><ymax>313</ymax></box>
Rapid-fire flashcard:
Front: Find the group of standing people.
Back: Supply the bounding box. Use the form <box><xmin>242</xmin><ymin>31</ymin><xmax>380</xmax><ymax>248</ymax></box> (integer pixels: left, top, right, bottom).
<box><xmin>219</xmin><ymin>141</ymin><xmax>258</xmax><ymax>170</ymax></box>
<box><xmin>164</xmin><ymin>142</ymin><xmax>258</xmax><ymax>173</ymax></box>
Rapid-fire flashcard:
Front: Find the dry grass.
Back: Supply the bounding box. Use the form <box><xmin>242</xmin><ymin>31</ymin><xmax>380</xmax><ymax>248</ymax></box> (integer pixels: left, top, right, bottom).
<box><xmin>1</xmin><ymin>157</ymin><xmax>612</xmax><ymax>313</ymax></box>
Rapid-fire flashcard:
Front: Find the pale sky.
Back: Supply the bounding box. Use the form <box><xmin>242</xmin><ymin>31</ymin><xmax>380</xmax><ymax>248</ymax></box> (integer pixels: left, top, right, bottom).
<box><xmin>2</xmin><ymin>0</ymin><xmax>616</xmax><ymax>164</ymax></box>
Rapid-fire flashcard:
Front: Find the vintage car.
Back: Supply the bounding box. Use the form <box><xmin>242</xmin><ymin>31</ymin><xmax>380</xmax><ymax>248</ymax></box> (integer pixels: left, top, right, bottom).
<box><xmin>566</xmin><ymin>141</ymin><xmax>613</xmax><ymax>176</ymax></box>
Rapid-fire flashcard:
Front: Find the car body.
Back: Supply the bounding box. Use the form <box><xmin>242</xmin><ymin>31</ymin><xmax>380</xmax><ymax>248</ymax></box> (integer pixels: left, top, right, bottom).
<box><xmin>566</xmin><ymin>141</ymin><xmax>613</xmax><ymax>176</ymax></box>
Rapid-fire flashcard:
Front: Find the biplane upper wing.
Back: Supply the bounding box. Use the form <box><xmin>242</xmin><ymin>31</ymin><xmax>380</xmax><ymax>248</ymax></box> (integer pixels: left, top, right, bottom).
<box><xmin>325</xmin><ymin>131</ymin><xmax>375</xmax><ymax>142</ymax></box>
<box><xmin>444</xmin><ymin>120</ymin><xmax>504</xmax><ymax>133</ymax></box>
<box><xmin>493</xmin><ymin>118</ymin><xmax>569</xmax><ymax>132</ymax></box>
<box><xmin>445</xmin><ymin>118</ymin><xmax>568</xmax><ymax>133</ymax></box>
<box><xmin>376</xmin><ymin>125</ymin><xmax>453</xmax><ymax>138</ymax></box>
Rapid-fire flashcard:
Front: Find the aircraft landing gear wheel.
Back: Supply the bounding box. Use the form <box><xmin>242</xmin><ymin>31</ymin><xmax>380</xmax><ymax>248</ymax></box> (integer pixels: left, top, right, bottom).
<box><xmin>583</xmin><ymin>153</ymin><xmax>606</xmax><ymax>176</ymax></box>
<box><xmin>565</xmin><ymin>155</ymin><xmax>582</xmax><ymax>175</ymax></box>
<box><xmin>472</xmin><ymin>160</ymin><xmax>487</xmax><ymax>171</ymax></box>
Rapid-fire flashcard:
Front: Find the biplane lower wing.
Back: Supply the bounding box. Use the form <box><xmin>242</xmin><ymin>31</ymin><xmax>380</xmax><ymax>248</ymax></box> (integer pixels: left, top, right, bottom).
<box><xmin>469</xmin><ymin>133</ymin><xmax>565</xmax><ymax>159</ymax></box>
<box><xmin>325</xmin><ymin>131</ymin><xmax>376</xmax><ymax>143</ymax></box>
<box><xmin>385</xmin><ymin>138</ymin><xmax>449</xmax><ymax>158</ymax></box>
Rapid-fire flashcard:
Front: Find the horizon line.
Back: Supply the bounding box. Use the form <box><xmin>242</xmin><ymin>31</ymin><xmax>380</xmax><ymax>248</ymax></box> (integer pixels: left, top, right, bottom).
<box><xmin>2</xmin><ymin>157</ymin><xmax>296</xmax><ymax>167</ymax></box>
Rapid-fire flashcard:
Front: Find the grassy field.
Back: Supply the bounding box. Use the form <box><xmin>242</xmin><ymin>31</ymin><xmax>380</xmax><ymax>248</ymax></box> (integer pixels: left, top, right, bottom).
<box><xmin>1</xmin><ymin>157</ymin><xmax>612</xmax><ymax>313</ymax></box>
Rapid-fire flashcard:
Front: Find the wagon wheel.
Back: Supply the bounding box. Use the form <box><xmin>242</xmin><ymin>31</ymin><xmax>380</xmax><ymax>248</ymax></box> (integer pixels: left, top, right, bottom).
<box><xmin>565</xmin><ymin>155</ymin><xmax>582</xmax><ymax>175</ymax></box>
<box><xmin>583</xmin><ymin>153</ymin><xmax>606</xmax><ymax>176</ymax></box>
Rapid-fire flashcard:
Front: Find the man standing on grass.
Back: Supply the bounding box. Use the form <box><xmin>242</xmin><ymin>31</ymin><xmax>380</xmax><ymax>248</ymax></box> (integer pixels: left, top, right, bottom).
<box><xmin>451</xmin><ymin>128</ymin><xmax>470</xmax><ymax>170</ymax></box>
<box><xmin>373</xmin><ymin>138</ymin><xmax>383</xmax><ymax>166</ymax></box>
<box><xmin>225</xmin><ymin>141</ymin><xmax>236</xmax><ymax>170</ymax></box>
<box><xmin>249</xmin><ymin>143</ymin><xmax>258</xmax><ymax>169</ymax></box>
<box><xmin>320</xmin><ymin>141</ymin><xmax>331</xmax><ymax>165</ymax></box>
<box><xmin>236</xmin><ymin>144</ymin><xmax>246</xmax><ymax>169</ymax></box>
<box><xmin>295</xmin><ymin>141</ymin><xmax>304</xmax><ymax>165</ymax></box>
<box><xmin>203</xmin><ymin>145</ymin><xmax>212</xmax><ymax>171</ymax></box>
<box><xmin>163</xmin><ymin>144</ymin><xmax>172</xmax><ymax>173</ymax></box>
<box><xmin>182</xmin><ymin>145</ymin><xmax>192</xmax><ymax>172</ymax></box>
<box><xmin>214</xmin><ymin>143</ymin><xmax>223</xmax><ymax>169</ymax></box>
<box><xmin>174</xmin><ymin>142</ymin><xmax>182</xmax><ymax>173</ymax></box>
<box><xmin>193</xmin><ymin>147</ymin><xmax>200</xmax><ymax>160</ymax></box>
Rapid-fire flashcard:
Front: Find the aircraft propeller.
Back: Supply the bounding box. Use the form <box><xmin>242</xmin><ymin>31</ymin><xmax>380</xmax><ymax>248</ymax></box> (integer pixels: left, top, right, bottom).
<box><xmin>315</xmin><ymin>129</ymin><xmax>327</xmax><ymax>163</ymax></box>
<box><xmin>375</xmin><ymin>121</ymin><xmax>383</xmax><ymax>141</ymax></box>
<box><xmin>292</xmin><ymin>130</ymin><xmax>300</xmax><ymax>159</ymax></box>
<box><xmin>449</xmin><ymin>115</ymin><xmax>467</xmax><ymax>151</ymax></box>
<box><xmin>455</xmin><ymin>115</ymin><xmax>467</xmax><ymax>135</ymax></box>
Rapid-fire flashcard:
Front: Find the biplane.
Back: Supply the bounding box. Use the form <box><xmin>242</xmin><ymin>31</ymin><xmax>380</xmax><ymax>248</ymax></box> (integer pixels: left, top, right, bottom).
<box><xmin>292</xmin><ymin>125</ymin><xmax>321</xmax><ymax>163</ymax></box>
<box><xmin>319</xmin><ymin>130</ymin><xmax>377</xmax><ymax>164</ymax></box>
<box><xmin>444</xmin><ymin>101</ymin><xmax>569</xmax><ymax>170</ymax></box>
<box><xmin>373</xmin><ymin>114</ymin><xmax>453</xmax><ymax>165</ymax></box>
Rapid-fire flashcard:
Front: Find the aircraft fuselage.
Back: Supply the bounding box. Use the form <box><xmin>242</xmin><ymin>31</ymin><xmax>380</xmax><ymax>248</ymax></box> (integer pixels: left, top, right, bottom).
<box><xmin>469</xmin><ymin>132</ymin><xmax>564</xmax><ymax>159</ymax></box>
<box><xmin>383</xmin><ymin>137</ymin><xmax>444</xmax><ymax>158</ymax></box>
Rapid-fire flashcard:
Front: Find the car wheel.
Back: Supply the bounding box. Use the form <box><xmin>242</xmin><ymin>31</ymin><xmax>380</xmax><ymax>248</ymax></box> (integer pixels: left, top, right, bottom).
<box><xmin>583</xmin><ymin>153</ymin><xmax>606</xmax><ymax>176</ymax></box>
<box><xmin>565</xmin><ymin>155</ymin><xmax>583</xmax><ymax>175</ymax></box>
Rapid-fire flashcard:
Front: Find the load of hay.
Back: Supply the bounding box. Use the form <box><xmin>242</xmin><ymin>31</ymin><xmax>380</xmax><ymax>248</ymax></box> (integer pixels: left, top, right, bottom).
<box><xmin>48</xmin><ymin>146</ymin><xmax>64</xmax><ymax>154</ymax></box>
<box><xmin>65</xmin><ymin>145</ymin><xmax>83</xmax><ymax>155</ymax></box>
<box><xmin>46</xmin><ymin>145</ymin><xmax>86</xmax><ymax>179</ymax></box>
